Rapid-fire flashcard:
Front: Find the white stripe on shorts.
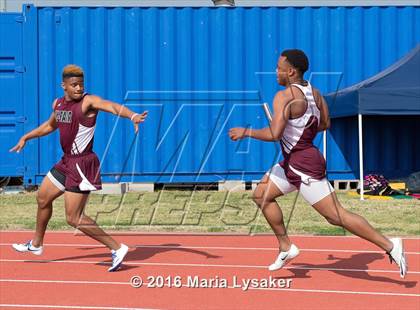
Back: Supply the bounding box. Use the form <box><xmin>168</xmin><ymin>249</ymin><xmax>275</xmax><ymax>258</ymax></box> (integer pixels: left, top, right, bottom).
<box><xmin>46</xmin><ymin>171</ymin><xmax>65</xmax><ymax>192</ymax></box>
<box><xmin>267</xmin><ymin>163</ymin><xmax>334</xmax><ymax>205</ymax></box>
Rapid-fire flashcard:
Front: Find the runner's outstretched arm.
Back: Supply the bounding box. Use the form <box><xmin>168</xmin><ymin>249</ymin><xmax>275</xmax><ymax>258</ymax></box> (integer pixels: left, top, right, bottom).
<box><xmin>229</xmin><ymin>91</ymin><xmax>289</xmax><ymax>142</ymax></box>
<box><xmin>10</xmin><ymin>108</ymin><xmax>58</xmax><ymax>153</ymax></box>
<box><xmin>83</xmin><ymin>95</ymin><xmax>148</xmax><ymax>133</ymax></box>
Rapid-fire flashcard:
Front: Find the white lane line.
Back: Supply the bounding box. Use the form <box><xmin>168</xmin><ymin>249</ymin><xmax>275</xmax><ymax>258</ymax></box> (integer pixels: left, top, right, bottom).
<box><xmin>1</xmin><ymin>231</ymin><xmax>419</xmax><ymax>239</ymax></box>
<box><xmin>0</xmin><ymin>279</ymin><xmax>419</xmax><ymax>298</ymax></box>
<box><xmin>1</xmin><ymin>243</ymin><xmax>419</xmax><ymax>255</ymax></box>
<box><xmin>0</xmin><ymin>304</ymin><xmax>155</xmax><ymax>310</ymax></box>
<box><xmin>253</xmin><ymin>287</ymin><xmax>420</xmax><ymax>297</ymax></box>
<box><xmin>1</xmin><ymin>258</ymin><xmax>419</xmax><ymax>275</ymax></box>
<box><xmin>0</xmin><ymin>279</ymin><xmax>130</xmax><ymax>285</ymax></box>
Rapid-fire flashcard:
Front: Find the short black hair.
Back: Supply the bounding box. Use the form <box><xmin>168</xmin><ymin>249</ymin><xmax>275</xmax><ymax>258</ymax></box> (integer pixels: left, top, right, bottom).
<box><xmin>62</xmin><ymin>64</ymin><xmax>84</xmax><ymax>81</ymax></box>
<box><xmin>281</xmin><ymin>49</ymin><xmax>309</xmax><ymax>75</ymax></box>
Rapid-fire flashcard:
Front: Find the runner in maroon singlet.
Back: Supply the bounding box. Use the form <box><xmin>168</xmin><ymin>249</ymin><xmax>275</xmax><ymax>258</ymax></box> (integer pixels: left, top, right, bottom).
<box><xmin>229</xmin><ymin>49</ymin><xmax>407</xmax><ymax>278</ymax></box>
<box><xmin>10</xmin><ymin>65</ymin><xmax>148</xmax><ymax>271</ymax></box>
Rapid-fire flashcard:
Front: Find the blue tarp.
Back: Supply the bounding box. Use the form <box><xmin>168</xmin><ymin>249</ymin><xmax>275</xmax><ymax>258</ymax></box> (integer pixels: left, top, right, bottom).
<box><xmin>326</xmin><ymin>44</ymin><xmax>420</xmax><ymax>118</ymax></box>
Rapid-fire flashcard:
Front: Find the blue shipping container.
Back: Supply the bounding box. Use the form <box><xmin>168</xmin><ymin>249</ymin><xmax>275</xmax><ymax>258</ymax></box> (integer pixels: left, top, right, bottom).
<box><xmin>0</xmin><ymin>5</ymin><xmax>419</xmax><ymax>184</ymax></box>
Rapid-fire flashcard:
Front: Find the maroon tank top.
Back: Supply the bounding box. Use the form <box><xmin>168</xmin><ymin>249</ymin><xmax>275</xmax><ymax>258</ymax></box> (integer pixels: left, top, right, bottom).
<box><xmin>54</xmin><ymin>94</ymin><xmax>97</xmax><ymax>156</ymax></box>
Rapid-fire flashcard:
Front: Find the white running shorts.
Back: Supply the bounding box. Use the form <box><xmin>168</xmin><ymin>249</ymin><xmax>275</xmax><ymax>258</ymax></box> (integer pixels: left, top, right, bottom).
<box><xmin>266</xmin><ymin>163</ymin><xmax>335</xmax><ymax>205</ymax></box>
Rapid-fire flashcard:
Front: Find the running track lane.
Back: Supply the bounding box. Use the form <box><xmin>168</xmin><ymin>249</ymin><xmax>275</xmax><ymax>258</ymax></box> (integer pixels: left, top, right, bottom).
<box><xmin>0</xmin><ymin>231</ymin><xmax>419</xmax><ymax>309</ymax></box>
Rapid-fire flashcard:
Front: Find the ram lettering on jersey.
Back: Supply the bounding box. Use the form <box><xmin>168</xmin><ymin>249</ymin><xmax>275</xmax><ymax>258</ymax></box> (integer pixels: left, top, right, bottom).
<box><xmin>56</xmin><ymin>111</ymin><xmax>73</xmax><ymax>123</ymax></box>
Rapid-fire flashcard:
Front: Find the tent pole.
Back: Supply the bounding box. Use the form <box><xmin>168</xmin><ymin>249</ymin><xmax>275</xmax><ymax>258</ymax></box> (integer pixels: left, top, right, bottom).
<box><xmin>358</xmin><ymin>114</ymin><xmax>364</xmax><ymax>201</ymax></box>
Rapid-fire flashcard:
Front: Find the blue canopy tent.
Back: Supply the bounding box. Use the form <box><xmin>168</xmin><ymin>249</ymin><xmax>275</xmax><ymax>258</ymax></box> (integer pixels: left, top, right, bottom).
<box><xmin>325</xmin><ymin>44</ymin><xmax>420</xmax><ymax>199</ymax></box>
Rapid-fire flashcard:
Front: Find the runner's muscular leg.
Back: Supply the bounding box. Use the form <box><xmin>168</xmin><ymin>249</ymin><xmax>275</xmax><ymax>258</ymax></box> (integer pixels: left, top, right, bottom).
<box><xmin>312</xmin><ymin>191</ymin><xmax>393</xmax><ymax>252</ymax></box>
<box><xmin>253</xmin><ymin>175</ymin><xmax>291</xmax><ymax>251</ymax></box>
<box><xmin>64</xmin><ymin>191</ymin><xmax>120</xmax><ymax>251</ymax></box>
<box><xmin>32</xmin><ymin>176</ymin><xmax>64</xmax><ymax>247</ymax></box>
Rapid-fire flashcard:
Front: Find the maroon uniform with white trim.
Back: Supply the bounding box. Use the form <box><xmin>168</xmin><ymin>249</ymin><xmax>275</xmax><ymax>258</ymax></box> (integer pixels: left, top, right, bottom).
<box><xmin>279</xmin><ymin>83</ymin><xmax>326</xmax><ymax>188</ymax></box>
<box><xmin>51</xmin><ymin>94</ymin><xmax>102</xmax><ymax>192</ymax></box>
<box><xmin>267</xmin><ymin>82</ymin><xmax>334</xmax><ymax>205</ymax></box>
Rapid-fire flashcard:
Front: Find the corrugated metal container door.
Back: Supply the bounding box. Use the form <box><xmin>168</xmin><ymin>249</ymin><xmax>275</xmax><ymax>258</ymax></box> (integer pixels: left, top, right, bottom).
<box><xmin>11</xmin><ymin>6</ymin><xmax>420</xmax><ymax>183</ymax></box>
<box><xmin>0</xmin><ymin>13</ymin><xmax>24</xmax><ymax>177</ymax></box>
<box><xmin>1</xmin><ymin>5</ymin><xmax>40</xmax><ymax>184</ymax></box>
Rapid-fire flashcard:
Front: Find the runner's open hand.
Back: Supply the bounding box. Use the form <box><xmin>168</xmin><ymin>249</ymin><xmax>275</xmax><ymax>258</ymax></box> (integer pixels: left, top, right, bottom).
<box><xmin>229</xmin><ymin>127</ymin><xmax>248</xmax><ymax>141</ymax></box>
<box><xmin>132</xmin><ymin>111</ymin><xmax>148</xmax><ymax>133</ymax></box>
<box><xmin>9</xmin><ymin>138</ymin><xmax>26</xmax><ymax>153</ymax></box>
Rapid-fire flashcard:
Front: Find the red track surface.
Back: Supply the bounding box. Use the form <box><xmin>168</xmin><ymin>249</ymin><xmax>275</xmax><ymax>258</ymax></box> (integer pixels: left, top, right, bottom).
<box><xmin>1</xmin><ymin>231</ymin><xmax>419</xmax><ymax>309</ymax></box>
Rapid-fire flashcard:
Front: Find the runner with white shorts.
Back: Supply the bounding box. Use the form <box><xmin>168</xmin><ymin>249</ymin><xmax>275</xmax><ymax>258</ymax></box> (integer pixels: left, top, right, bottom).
<box><xmin>229</xmin><ymin>49</ymin><xmax>407</xmax><ymax>278</ymax></box>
